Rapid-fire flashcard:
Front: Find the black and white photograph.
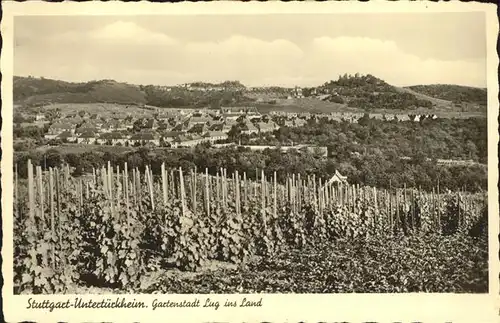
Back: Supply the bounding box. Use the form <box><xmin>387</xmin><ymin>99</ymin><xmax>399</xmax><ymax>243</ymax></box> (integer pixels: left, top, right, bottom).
<box><xmin>3</xmin><ymin>3</ymin><xmax>497</xmax><ymax>313</ymax></box>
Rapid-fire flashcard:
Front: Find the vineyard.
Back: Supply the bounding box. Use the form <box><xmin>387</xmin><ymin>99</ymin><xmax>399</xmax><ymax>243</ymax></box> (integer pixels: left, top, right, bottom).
<box><xmin>14</xmin><ymin>160</ymin><xmax>488</xmax><ymax>294</ymax></box>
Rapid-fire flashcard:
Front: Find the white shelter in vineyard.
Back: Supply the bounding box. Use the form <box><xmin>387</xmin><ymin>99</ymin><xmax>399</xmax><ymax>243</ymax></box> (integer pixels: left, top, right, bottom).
<box><xmin>326</xmin><ymin>170</ymin><xmax>348</xmax><ymax>185</ymax></box>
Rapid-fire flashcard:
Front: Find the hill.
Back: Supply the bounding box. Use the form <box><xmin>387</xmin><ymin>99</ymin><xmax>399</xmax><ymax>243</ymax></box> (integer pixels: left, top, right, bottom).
<box><xmin>14</xmin><ymin>76</ymin><xmax>251</xmax><ymax>109</ymax></box>
<box><xmin>14</xmin><ymin>76</ymin><xmax>148</xmax><ymax>107</ymax></box>
<box><xmin>304</xmin><ymin>74</ymin><xmax>435</xmax><ymax>111</ymax></box>
<box><xmin>406</xmin><ymin>84</ymin><xmax>487</xmax><ymax>106</ymax></box>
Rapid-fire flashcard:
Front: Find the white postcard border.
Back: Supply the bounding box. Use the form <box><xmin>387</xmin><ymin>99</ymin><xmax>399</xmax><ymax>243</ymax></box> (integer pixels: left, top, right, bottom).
<box><xmin>2</xmin><ymin>2</ymin><xmax>499</xmax><ymax>322</ymax></box>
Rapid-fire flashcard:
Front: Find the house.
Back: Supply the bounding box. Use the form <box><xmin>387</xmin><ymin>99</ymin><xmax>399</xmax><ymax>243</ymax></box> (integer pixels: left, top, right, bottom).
<box><xmin>222</xmin><ymin>119</ymin><xmax>237</xmax><ymax>133</ymax></box>
<box><xmin>256</xmin><ymin>121</ymin><xmax>278</xmax><ymax>133</ymax></box>
<box><xmin>105</xmin><ymin>119</ymin><xmax>128</xmax><ymax>132</ymax></box>
<box><xmin>221</xmin><ymin>107</ymin><xmax>261</xmax><ymax>121</ymax></box>
<box><xmin>293</xmin><ymin>118</ymin><xmax>307</xmax><ymax>127</ymax></box>
<box><xmin>35</xmin><ymin>113</ymin><xmax>45</xmax><ymax>121</ymax></box>
<box><xmin>189</xmin><ymin>116</ymin><xmax>212</xmax><ymax>125</ymax></box>
<box><xmin>75</xmin><ymin>125</ymin><xmax>99</xmax><ymax>135</ymax></box>
<box><xmin>326</xmin><ymin>170</ymin><xmax>348</xmax><ymax>185</ymax></box>
<box><xmin>65</xmin><ymin>116</ymin><xmax>84</xmax><ymax>125</ymax></box>
<box><xmin>129</xmin><ymin>132</ymin><xmax>160</xmax><ymax>146</ymax></box>
<box><xmin>56</xmin><ymin>131</ymin><xmax>76</xmax><ymax>143</ymax></box>
<box><xmin>369</xmin><ymin>113</ymin><xmax>385</xmax><ymax>121</ymax></box>
<box><xmin>157</xmin><ymin>120</ymin><xmax>174</xmax><ymax>131</ymax></box>
<box><xmin>397</xmin><ymin>114</ymin><xmax>411</xmax><ymax>122</ymax></box>
<box><xmin>97</xmin><ymin>132</ymin><xmax>127</xmax><ymax>146</ymax></box>
<box><xmin>78</xmin><ymin>120</ymin><xmax>100</xmax><ymax>129</ymax></box>
<box><xmin>122</xmin><ymin>119</ymin><xmax>135</xmax><ymax>130</ymax></box>
<box><xmin>157</xmin><ymin>110</ymin><xmax>181</xmax><ymax>121</ymax></box>
<box><xmin>241</xmin><ymin>119</ymin><xmax>259</xmax><ymax>135</ymax></box>
<box><xmin>172</xmin><ymin>122</ymin><xmax>190</xmax><ymax>132</ymax></box>
<box><xmin>204</xmin><ymin>131</ymin><xmax>228</xmax><ymax>143</ymax></box>
<box><xmin>162</xmin><ymin>131</ymin><xmax>184</xmax><ymax>143</ymax></box>
<box><xmin>222</xmin><ymin>112</ymin><xmax>244</xmax><ymax>121</ymax></box>
<box><xmin>134</xmin><ymin>118</ymin><xmax>158</xmax><ymax>131</ymax></box>
<box><xmin>209</xmin><ymin>122</ymin><xmax>224</xmax><ymax>132</ymax></box>
<box><xmin>293</xmin><ymin>86</ymin><xmax>304</xmax><ymax>98</ymax></box>
<box><xmin>46</xmin><ymin>123</ymin><xmax>76</xmax><ymax>138</ymax></box>
<box><xmin>188</xmin><ymin>123</ymin><xmax>208</xmax><ymax>135</ymax></box>
<box><xmin>77</xmin><ymin>130</ymin><xmax>98</xmax><ymax>144</ymax></box>
<box><xmin>171</xmin><ymin>134</ymin><xmax>204</xmax><ymax>148</ymax></box>
<box><xmin>384</xmin><ymin>114</ymin><xmax>396</xmax><ymax>121</ymax></box>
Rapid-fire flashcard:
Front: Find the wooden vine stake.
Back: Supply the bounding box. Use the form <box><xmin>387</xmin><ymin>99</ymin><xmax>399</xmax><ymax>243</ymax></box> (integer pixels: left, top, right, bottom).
<box><xmin>124</xmin><ymin>162</ymin><xmax>130</xmax><ymax>223</ymax></box>
<box><xmin>108</xmin><ymin>161</ymin><xmax>115</xmax><ymax>219</ymax></box>
<box><xmin>14</xmin><ymin>163</ymin><xmax>19</xmax><ymax>219</ymax></box>
<box><xmin>261</xmin><ymin>169</ymin><xmax>265</xmax><ymax>211</ymax></box>
<box><xmin>170</xmin><ymin>169</ymin><xmax>175</xmax><ymax>200</ymax></box>
<box><xmin>136</xmin><ymin>168</ymin><xmax>142</xmax><ymax>212</ymax></box>
<box><xmin>55</xmin><ymin>167</ymin><xmax>62</xmax><ymax>267</ymax></box>
<box><xmin>205</xmin><ymin>168</ymin><xmax>210</xmax><ymax>217</ymax></box>
<box><xmin>220</xmin><ymin>168</ymin><xmax>226</xmax><ymax>208</ymax></box>
<box><xmin>116</xmin><ymin>165</ymin><xmax>121</xmax><ymax>202</ymax></box>
<box><xmin>191</xmin><ymin>168</ymin><xmax>196</xmax><ymax>215</ymax></box>
<box><xmin>146</xmin><ymin>165</ymin><xmax>155</xmax><ymax>211</ymax></box>
<box><xmin>318</xmin><ymin>178</ymin><xmax>323</xmax><ymax>214</ymax></box>
<box><xmin>273</xmin><ymin>171</ymin><xmax>277</xmax><ymax>218</ymax></box>
<box><xmin>235</xmin><ymin>170</ymin><xmax>240</xmax><ymax>216</ymax></box>
<box><xmin>437</xmin><ymin>179</ymin><xmax>441</xmax><ymax>232</ymax></box>
<box><xmin>132</xmin><ymin>168</ymin><xmax>137</xmax><ymax>209</ymax></box>
<box><xmin>161</xmin><ymin>162</ymin><xmax>167</xmax><ymax>205</ymax></box>
<box><xmin>297</xmin><ymin>173</ymin><xmax>302</xmax><ymax>211</ymax></box>
<box><xmin>243</xmin><ymin>172</ymin><xmax>248</xmax><ymax>208</ymax></box>
<box><xmin>373</xmin><ymin>186</ymin><xmax>377</xmax><ymax>232</ymax></box>
<box><xmin>179</xmin><ymin>167</ymin><xmax>186</xmax><ymax>216</ymax></box>
<box><xmin>37</xmin><ymin>166</ymin><xmax>45</xmax><ymax>230</ymax></box>
<box><xmin>27</xmin><ymin>160</ymin><xmax>35</xmax><ymax>227</ymax></box>
<box><xmin>48</xmin><ymin>167</ymin><xmax>56</xmax><ymax>269</ymax></box>
<box><xmin>216</xmin><ymin>171</ymin><xmax>220</xmax><ymax>206</ymax></box>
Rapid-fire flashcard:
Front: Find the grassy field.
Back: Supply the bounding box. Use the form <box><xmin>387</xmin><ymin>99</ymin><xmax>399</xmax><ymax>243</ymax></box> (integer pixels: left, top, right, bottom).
<box><xmin>254</xmin><ymin>97</ymin><xmax>486</xmax><ymax>118</ymax></box>
<box><xmin>33</xmin><ymin>143</ymin><xmax>136</xmax><ymax>154</ymax></box>
<box><xmin>26</xmin><ymin>103</ymin><xmax>156</xmax><ymax>118</ymax></box>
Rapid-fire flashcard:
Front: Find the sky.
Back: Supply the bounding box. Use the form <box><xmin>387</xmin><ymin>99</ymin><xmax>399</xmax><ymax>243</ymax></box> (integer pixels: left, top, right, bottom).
<box><xmin>14</xmin><ymin>13</ymin><xmax>486</xmax><ymax>88</ymax></box>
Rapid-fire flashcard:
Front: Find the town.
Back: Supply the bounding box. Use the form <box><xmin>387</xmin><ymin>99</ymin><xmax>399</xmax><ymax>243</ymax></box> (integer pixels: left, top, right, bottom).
<box><xmin>17</xmin><ymin>104</ymin><xmax>438</xmax><ymax>149</ymax></box>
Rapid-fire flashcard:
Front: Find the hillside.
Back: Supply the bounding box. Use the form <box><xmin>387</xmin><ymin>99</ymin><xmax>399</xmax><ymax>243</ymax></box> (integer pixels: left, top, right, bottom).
<box><xmin>305</xmin><ymin>74</ymin><xmax>436</xmax><ymax>111</ymax></box>
<box><xmin>14</xmin><ymin>75</ymin><xmax>487</xmax><ymax>115</ymax></box>
<box><xmin>14</xmin><ymin>76</ymin><xmax>147</xmax><ymax>107</ymax></box>
<box><xmin>14</xmin><ymin>76</ymin><xmax>250</xmax><ymax>109</ymax></box>
<box><xmin>406</xmin><ymin>84</ymin><xmax>487</xmax><ymax>106</ymax></box>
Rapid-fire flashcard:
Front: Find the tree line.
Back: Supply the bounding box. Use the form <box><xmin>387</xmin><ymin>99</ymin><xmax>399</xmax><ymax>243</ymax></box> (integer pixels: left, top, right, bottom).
<box><xmin>14</xmin><ymin>142</ymin><xmax>486</xmax><ymax>193</ymax></box>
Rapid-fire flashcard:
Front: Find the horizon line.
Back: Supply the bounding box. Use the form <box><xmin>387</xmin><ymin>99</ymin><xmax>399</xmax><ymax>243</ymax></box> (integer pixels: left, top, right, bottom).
<box><xmin>13</xmin><ymin>73</ymin><xmax>487</xmax><ymax>90</ymax></box>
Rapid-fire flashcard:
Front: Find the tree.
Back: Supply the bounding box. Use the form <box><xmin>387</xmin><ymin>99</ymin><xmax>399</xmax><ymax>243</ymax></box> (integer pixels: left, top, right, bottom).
<box><xmin>45</xmin><ymin>149</ymin><xmax>63</xmax><ymax>169</ymax></box>
<box><xmin>465</xmin><ymin>140</ymin><xmax>478</xmax><ymax>160</ymax></box>
<box><xmin>227</xmin><ymin>125</ymin><xmax>242</xmax><ymax>142</ymax></box>
<box><xmin>14</xmin><ymin>113</ymin><xmax>26</xmax><ymax>124</ymax></box>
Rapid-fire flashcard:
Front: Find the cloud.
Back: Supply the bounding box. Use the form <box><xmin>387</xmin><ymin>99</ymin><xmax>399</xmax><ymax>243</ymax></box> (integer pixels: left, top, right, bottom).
<box><xmin>43</xmin><ymin>20</ymin><xmax>178</xmax><ymax>48</ymax></box>
<box><xmin>89</xmin><ymin>21</ymin><xmax>178</xmax><ymax>45</ymax></box>
<box><xmin>186</xmin><ymin>35</ymin><xmax>303</xmax><ymax>58</ymax></box>
<box><xmin>14</xmin><ymin>25</ymin><xmax>486</xmax><ymax>88</ymax></box>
